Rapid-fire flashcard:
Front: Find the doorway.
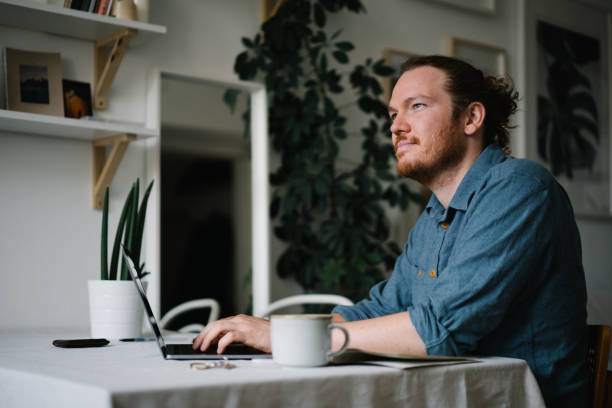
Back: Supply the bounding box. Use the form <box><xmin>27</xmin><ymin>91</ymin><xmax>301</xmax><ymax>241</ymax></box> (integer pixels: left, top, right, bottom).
<box><xmin>159</xmin><ymin>76</ymin><xmax>252</xmax><ymax>327</ymax></box>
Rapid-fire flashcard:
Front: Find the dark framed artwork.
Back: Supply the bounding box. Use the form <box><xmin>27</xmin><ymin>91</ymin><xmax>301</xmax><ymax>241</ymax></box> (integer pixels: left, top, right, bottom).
<box><xmin>525</xmin><ymin>0</ymin><xmax>610</xmax><ymax>216</ymax></box>
<box><xmin>382</xmin><ymin>48</ymin><xmax>416</xmax><ymax>103</ymax></box>
<box><xmin>4</xmin><ymin>47</ymin><xmax>64</xmax><ymax>117</ymax></box>
<box><xmin>62</xmin><ymin>79</ymin><xmax>93</xmax><ymax>119</ymax></box>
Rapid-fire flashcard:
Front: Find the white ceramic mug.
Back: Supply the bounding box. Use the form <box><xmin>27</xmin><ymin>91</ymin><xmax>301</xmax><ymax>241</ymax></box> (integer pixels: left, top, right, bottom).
<box><xmin>270</xmin><ymin>314</ymin><xmax>350</xmax><ymax>367</ymax></box>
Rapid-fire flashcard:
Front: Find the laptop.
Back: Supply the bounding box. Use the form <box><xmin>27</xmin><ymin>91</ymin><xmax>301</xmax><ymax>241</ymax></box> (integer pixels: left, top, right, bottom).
<box><xmin>120</xmin><ymin>245</ymin><xmax>271</xmax><ymax>360</ymax></box>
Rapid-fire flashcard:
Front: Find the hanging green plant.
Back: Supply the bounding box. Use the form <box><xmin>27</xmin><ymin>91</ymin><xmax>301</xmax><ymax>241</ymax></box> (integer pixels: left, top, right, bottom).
<box><xmin>231</xmin><ymin>0</ymin><xmax>424</xmax><ymax>300</ymax></box>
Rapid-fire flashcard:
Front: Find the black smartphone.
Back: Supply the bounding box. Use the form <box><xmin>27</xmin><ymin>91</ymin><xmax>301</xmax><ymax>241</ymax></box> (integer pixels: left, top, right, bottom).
<box><xmin>52</xmin><ymin>338</ymin><xmax>110</xmax><ymax>348</ymax></box>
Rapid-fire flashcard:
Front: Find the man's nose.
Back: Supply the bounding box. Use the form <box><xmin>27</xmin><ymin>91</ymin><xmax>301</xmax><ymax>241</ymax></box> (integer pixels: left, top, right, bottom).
<box><xmin>390</xmin><ymin>115</ymin><xmax>409</xmax><ymax>135</ymax></box>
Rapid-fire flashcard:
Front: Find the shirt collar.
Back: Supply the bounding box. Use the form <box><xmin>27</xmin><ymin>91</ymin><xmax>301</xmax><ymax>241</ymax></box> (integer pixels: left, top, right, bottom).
<box><xmin>426</xmin><ymin>144</ymin><xmax>507</xmax><ymax>214</ymax></box>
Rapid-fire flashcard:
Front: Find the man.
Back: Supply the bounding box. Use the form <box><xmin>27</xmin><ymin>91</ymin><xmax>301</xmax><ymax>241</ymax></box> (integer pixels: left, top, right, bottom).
<box><xmin>193</xmin><ymin>55</ymin><xmax>589</xmax><ymax>407</ymax></box>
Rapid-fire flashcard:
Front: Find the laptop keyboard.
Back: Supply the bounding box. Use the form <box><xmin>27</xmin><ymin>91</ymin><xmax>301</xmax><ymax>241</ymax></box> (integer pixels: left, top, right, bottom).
<box><xmin>166</xmin><ymin>343</ymin><xmax>268</xmax><ymax>355</ymax></box>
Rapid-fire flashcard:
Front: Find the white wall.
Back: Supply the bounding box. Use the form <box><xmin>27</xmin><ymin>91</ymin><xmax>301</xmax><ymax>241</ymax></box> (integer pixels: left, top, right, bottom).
<box><xmin>1</xmin><ymin>0</ymin><xmax>611</xmax><ymax>329</ymax></box>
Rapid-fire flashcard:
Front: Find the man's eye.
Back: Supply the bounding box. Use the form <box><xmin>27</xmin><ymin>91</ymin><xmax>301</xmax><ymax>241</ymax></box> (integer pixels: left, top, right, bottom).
<box><xmin>412</xmin><ymin>103</ymin><xmax>425</xmax><ymax>110</ymax></box>
<box><xmin>389</xmin><ymin>113</ymin><xmax>397</xmax><ymax>121</ymax></box>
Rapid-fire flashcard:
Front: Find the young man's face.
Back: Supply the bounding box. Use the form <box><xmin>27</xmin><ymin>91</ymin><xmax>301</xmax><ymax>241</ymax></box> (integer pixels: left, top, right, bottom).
<box><xmin>388</xmin><ymin>66</ymin><xmax>468</xmax><ymax>183</ymax></box>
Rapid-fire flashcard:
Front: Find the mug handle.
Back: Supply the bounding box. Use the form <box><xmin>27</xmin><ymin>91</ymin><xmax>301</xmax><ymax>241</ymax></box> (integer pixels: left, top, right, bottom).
<box><xmin>327</xmin><ymin>324</ymin><xmax>350</xmax><ymax>360</ymax></box>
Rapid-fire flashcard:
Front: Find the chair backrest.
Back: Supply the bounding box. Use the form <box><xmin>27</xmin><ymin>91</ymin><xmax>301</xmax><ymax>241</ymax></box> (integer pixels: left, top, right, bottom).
<box><xmin>257</xmin><ymin>294</ymin><xmax>354</xmax><ymax>318</ymax></box>
<box><xmin>159</xmin><ymin>298</ymin><xmax>220</xmax><ymax>333</ymax></box>
<box><xmin>587</xmin><ymin>324</ymin><xmax>611</xmax><ymax>408</ymax></box>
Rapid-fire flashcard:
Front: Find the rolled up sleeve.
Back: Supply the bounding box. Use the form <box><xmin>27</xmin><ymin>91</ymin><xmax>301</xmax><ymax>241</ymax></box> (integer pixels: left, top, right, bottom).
<box><xmin>332</xmin><ymin>255</ymin><xmax>413</xmax><ymax>320</ymax></box>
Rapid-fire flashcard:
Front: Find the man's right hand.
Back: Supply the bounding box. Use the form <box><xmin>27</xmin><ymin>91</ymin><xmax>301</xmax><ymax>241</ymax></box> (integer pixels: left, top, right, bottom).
<box><xmin>192</xmin><ymin>314</ymin><xmax>271</xmax><ymax>354</ymax></box>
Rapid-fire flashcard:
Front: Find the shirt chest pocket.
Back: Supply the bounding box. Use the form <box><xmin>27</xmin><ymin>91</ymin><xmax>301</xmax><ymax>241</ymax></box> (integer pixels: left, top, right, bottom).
<box><xmin>410</xmin><ymin>263</ymin><xmax>439</xmax><ymax>306</ymax></box>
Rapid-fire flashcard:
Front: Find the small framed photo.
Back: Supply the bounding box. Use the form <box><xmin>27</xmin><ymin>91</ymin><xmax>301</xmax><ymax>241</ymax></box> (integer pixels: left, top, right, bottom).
<box><xmin>446</xmin><ymin>37</ymin><xmax>506</xmax><ymax>78</ymax></box>
<box><xmin>4</xmin><ymin>47</ymin><xmax>64</xmax><ymax>116</ymax></box>
<box><xmin>62</xmin><ymin>79</ymin><xmax>93</xmax><ymax>119</ymax></box>
<box><xmin>382</xmin><ymin>48</ymin><xmax>417</xmax><ymax>102</ymax></box>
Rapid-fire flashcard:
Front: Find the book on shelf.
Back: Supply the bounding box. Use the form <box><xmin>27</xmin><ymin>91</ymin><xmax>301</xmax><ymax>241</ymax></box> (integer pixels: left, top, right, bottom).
<box><xmin>69</xmin><ymin>0</ymin><xmax>88</xmax><ymax>10</ymax></box>
<box><xmin>63</xmin><ymin>0</ymin><xmax>72</xmax><ymax>8</ymax></box>
<box><xmin>80</xmin><ymin>0</ymin><xmax>92</xmax><ymax>11</ymax></box>
<box><xmin>96</xmin><ymin>0</ymin><xmax>113</xmax><ymax>16</ymax></box>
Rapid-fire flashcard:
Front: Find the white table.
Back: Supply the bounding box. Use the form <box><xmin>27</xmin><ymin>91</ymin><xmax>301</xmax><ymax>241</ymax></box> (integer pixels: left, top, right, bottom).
<box><xmin>0</xmin><ymin>328</ymin><xmax>545</xmax><ymax>408</ymax></box>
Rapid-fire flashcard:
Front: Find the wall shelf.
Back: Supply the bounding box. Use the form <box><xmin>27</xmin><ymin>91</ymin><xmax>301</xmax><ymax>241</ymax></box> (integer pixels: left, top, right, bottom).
<box><xmin>0</xmin><ymin>109</ymin><xmax>158</xmax><ymax>141</ymax></box>
<box><xmin>0</xmin><ymin>0</ymin><xmax>166</xmax><ymax>209</ymax></box>
<box><xmin>0</xmin><ymin>109</ymin><xmax>158</xmax><ymax>209</ymax></box>
<box><xmin>0</xmin><ymin>0</ymin><xmax>166</xmax><ymax>45</ymax></box>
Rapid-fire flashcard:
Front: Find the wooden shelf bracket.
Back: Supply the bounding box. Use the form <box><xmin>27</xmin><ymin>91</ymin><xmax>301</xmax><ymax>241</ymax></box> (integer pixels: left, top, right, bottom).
<box><xmin>94</xmin><ymin>28</ymin><xmax>138</xmax><ymax>110</ymax></box>
<box><xmin>92</xmin><ymin>133</ymin><xmax>136</xmax><ymax>209</ymax></box>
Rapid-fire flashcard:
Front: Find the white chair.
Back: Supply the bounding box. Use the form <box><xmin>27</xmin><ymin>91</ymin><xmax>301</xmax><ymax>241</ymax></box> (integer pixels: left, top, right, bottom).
<box><xmin>159</xmin><ymin>298</ymin><xmax>220</xmax><ymax>333</ymax></box>
<box><xmin>257</xmin><ymin>294</ymin><xmax>354</xmax><ymax>318</ymax></box>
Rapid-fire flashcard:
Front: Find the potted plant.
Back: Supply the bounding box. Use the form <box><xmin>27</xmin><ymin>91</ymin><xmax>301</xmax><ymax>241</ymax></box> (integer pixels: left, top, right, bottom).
<box><xmin>88</xmin><ymin>179</ymin><xmax>154</xmax><ymax>339</ymax></box>
<box><xmin>229</xmin><ymin>0</ymin><xmax>424</xmax><ymax>301</ymax></box>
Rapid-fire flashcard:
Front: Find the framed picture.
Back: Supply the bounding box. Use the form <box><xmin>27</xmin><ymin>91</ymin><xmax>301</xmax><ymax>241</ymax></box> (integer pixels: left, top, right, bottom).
<box><xmin>262</xmin><ymin>0</ymin><xmax>284</xmax><ymax>22</ymax></box>
<box><xmin>524</xmin><ymin>0</ymin><xmax>610</xmax><ymax>217</ymax></box>
<box><xmin>427</xmin><ymin>0</ymin><xmax>496</xmax><ymax>14</ymax></box>
<box><xmin>62</xmin><ymin>79</ymin><xmax>93</xmax><ymax>119</ymax></box>
<box><xmin>447</xmin><ymin>37</ymin><xmax>506</xmax><ymax>78</ymax></box>
<box><xmin>382</xmin><ymin>48</ymin><xmax>416</xmax><ymax>103</ymax></box>
<box><xmin>4</xmin><ymin>47</ymin><xmax>64</xmax><ymax>117</ymax></box>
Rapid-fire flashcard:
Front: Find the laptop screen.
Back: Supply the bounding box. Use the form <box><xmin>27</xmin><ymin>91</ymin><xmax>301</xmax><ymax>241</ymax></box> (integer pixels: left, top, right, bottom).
<box><xmin>120</xmin><ymin>245</ymin><xmax>167</xmax><ymax>354</ymax></box>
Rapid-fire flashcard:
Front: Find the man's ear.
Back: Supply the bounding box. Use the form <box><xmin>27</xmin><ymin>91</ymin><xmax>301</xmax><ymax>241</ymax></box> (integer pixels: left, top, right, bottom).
<box><xmin>463</xmin><ymin>102</ymin><xmax>485</xmax><ymax>136</ymax></box>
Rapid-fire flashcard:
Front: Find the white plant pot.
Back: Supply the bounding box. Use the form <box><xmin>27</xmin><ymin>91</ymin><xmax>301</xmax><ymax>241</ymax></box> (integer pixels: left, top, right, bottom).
<box><xmin>88</xmin><ymin>280</ymin><xmax>147</xmax><ymax>339</ymax></box>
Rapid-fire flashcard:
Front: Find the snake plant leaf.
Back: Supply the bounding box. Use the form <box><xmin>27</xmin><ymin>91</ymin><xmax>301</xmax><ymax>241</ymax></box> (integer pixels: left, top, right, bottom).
<box><xmin>121</xmin><ymin>181</ymin><xmax>139</xmax><ymax>280</ymax></box>
<box><xmin>101</xmin><ymin>187</ymin><xmax>109</xmax><ymax>280</ymax></box>
<box><xmin>132</xmin><ymin>180</ymin><xmax>154</xmax><ymax>278</ymax></box>
<box><xmin>109</xmin><ymin>185</ymin><xmax>134</xmax><ymax>280</ymax></box>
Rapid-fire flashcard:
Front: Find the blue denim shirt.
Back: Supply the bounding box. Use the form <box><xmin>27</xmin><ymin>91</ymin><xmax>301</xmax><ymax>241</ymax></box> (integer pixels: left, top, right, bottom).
<box><xmin>333</xmin><ymin>145</ymin><xmax>589</xmax><ymax>406</ymax></box>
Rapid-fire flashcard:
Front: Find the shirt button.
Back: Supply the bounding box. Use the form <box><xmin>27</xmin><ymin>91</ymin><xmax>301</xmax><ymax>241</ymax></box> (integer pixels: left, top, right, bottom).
<box><xmin>440</xmin><ymin>222</ymin><xmax>448</xmax><ymax>229</ymax></box>
<box><xmin>429</xmin><ymin>270</ymin><xmax>436</xmax><ymax>278</ymax></box>
<box><xmin>418</xmin><ymin>270</ymin><xmax>422</xmax><ymax>277</ymax></box>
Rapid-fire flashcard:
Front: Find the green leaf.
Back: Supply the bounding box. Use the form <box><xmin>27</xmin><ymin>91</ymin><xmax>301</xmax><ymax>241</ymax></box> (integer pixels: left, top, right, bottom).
<box><xmin>241</xmin><ymin>36</ymin><xmax>254</xmax><ymax>48</ymax></box>
<box><xmin>320</xmin><ymin>53</ymin><xmax>328</xmax><ymax>72</ymax></box>
<box><xmin>109</xmin><ymin>186</ymin><xmax>135</xmax><ymax>280</ymax></box>
<box><xmin>334</xmin><ymin>41</ymin><xmax>354</xmax><ymax>51</ymax></box>
<box><xmin>120</xmin><ymin>182</ymin><xmax>138</xmax><ymax>280</ymax></box>
<box><xmin>314</xmin><ymin>3</ymin><xmax>326</xmax><ymax>27</ymax></box>
<box><xmin>373</xmin><ymin>59</ymin><xmax>395</xmax><ymax>76</ymax></box>
<box><xmin>132</xmin><ymin>180</ymin><xmax>154</xmax><ymax>278</ymax></box>
<box><xmin>101</xmin><ymin>187</ymin><xmax>109</xmax><ymax>280</ymax></box>
<box><xmin>332</xmin><ymin>51</ymin><xmax>349</xmax><ymax>64</ymax></box>
<box><xmin>229</xmin><ymin>0</ymin><xmax>421</xmax><ymax>299</ymax></box>
<box><xmin>223</xmin><ymin>89</ymin><xmax>241</xmax><ymax>114</ymax></box>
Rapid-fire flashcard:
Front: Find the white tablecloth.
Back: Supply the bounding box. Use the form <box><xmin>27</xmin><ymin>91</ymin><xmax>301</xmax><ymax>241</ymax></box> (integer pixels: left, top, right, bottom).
<box><xmin>0</xmin><ymin>328</ymin><xmax>545</xmax><ymax>408</ymax></box>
